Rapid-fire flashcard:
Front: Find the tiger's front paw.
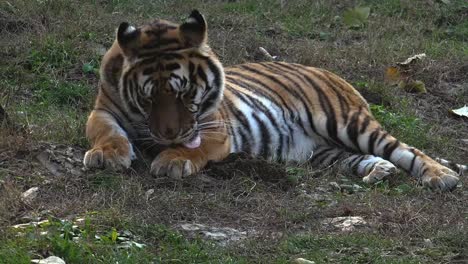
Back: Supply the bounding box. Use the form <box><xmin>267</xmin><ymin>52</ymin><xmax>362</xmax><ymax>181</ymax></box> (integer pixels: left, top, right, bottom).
<box><xmin>150</xmin><ymin>151</ymin><xmax>197</xmax><ymax>179</ymax></box>
<box><xmin>83</xmin><ymin>137</ymin><xmax>134</xmax><ymax>171</ymax></box>
<box><xmin>422</xmin><ymin>166</ymin><xmax>459</xmax><ymax>191</ymax></box>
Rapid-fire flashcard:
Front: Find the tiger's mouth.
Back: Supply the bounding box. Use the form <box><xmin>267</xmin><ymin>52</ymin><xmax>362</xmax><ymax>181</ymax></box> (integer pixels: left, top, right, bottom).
<box><xmin>182</xmin><ymin>132</ymin><xmax>201</xmax><ymax>149</ymax></box>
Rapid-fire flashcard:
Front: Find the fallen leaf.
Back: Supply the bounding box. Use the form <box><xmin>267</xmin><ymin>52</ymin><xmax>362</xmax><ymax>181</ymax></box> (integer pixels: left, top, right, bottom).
<box><xmin>258</xmin><ymin>47</ymin><xmax>278</xmax><ymax>61</ymax></box>
<box><xmin>397</xmin><ymin>53</ymin><xmax>426</xmax><ymax>67</ymax></box>
<box><xmin>294</xmin><ymin>258</ymin><xmax>316</xmax><ymax>264</ymax></box>
<box><xmin>343</xmin><ymin>7</ymin><xmax>370</xmax><ymax>28</ymax></box>
<box><xmin>450</xmin><ymin>105</ymin><xmax>468</xmax><ymax>118</ymax></box>
<box><xmin>384</xmin><ymin>66</ymin><xmax>401</xmax><ymax>85</ymax></box>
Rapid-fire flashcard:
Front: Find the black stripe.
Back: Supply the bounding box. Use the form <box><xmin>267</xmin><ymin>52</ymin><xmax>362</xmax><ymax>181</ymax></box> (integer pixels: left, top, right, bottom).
<box><xmin>383</xmin><ymin>140</ymin><xmax>400</xmax><ymax>161</ymax></box>
<box><xmin>377</xmin><ymin>131</ymin><xmax>389</xmax><ymax>147</ymax></box>
<box><xmin>206</xmin><ymin>58</ymin><xmax>222</xmax><ymax>89</ymax></box>
<box><xmin>189</xmin><ymin>62</ymin><xmax>196</xmax><ymax>82</ymax></box>
<box><xmin>252</xmin><ymin>113</ymin><xmax>270</xmax><ymax>158</ymax></box>
<box><xmin>352</xmin><ymin>155</ymin><xmax>367</xmax><ymax>175</ymax></box>
<box><xmin>199</xmin><ymin>87</ymin><xmax>220</xmax><ymax>115</ymax></box>
<box><xmin>197</xmin><ymin>65</ymin><xmax>208</xmax><ymax>84</ymax></box>
<box><xmin>346</xmin><ymin>110</ymin><xmax>362</xmax><ymax>152</ymax></box>
<box><xmin>310</xmin><ymin>147</ymin><xmax>336</xmax><ymax>165</ymax></box>
<box><xmin>359</xmin><ymin>115</ymin><xmax>371</xmax><ymax>133</ymax></box>
<box><xmin>165</xmin><ymin>63</ymin><xmax>181</xmax><ymax>71</ymax></box>
<box><xmin>420</xmin><ymin>166</ymin><xmax>428</xmax><ymax>177</ymax></box>
<box><xmin>367</xmin><ymin>129</ymin><xmax>380</xmax><ymax>155</ymax></box>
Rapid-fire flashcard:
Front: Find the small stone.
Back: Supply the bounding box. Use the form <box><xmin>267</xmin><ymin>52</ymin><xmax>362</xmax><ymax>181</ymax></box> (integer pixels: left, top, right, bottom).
<box><xmin>340</xmin><ymin>184</ymin><xmax>355</xmax><ymax>193</ymax></box>
<box><xmin>329</xmin><ymin>182</ymin><xmax>340</xmax><ymax>190</ymax></box>
<box><xmin>423</xmin><ymin>238</ymin><xmax>433</xmax><ymax>248</ymax></box>
<box><xmin>293</xmin><ymin>258</ymin><xmax>316</xmax><ymax>264</ymax></box>
<box><xmin>323</xmin><ymin>216</ymin><xmax>367</xmax><ymax>232</ymax></box>
<box><xmin>179</xmin><ymin>223</ymin><xmax>248</xmax><ymax>246</ymax></box>
<box><xmin>21</xmin><ymin>187</ymin><xmax>39</xmax><ymax>205</ymax></box>
<box><xmin>145</xmin><ymin>189</ymin><xmax>155</xmax><ymax>201</ymax></box>
<box><xmin>203</xmin><ymin>231</ymin><xmax>227</xmax><ymax>240</ymax></box>
<box><xmin>31</xmin><ymin>256</ymin><xmax>66</xmax><ymax>264</ymax></box>
<box><xmin>180</xmin><ymin>223</ymin><xmax>204</xmax><ymax>231</ymax></box>
<box><xmin>352</xmin><ymin>184</ymin><xmax>365</xmax><ymax>192</ymax></box>
<box><xmin>315</xmin><ymin>187</ymin><xmax>327</xmax><ymax>193</ymax></box>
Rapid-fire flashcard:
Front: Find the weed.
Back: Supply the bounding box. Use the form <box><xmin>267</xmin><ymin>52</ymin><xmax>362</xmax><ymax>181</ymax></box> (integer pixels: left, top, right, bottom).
<box><xmin>370</xmin><ymin>104</ymin><xmax>430</xmax><ymax>149</ymax></box>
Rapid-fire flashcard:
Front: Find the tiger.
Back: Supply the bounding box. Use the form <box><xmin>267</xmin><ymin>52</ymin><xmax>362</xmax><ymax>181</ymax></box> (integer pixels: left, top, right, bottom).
<box><xmin>83</xmin><ymin>10</ymin><xmax>466</xmax><ymax>191</ymax></box>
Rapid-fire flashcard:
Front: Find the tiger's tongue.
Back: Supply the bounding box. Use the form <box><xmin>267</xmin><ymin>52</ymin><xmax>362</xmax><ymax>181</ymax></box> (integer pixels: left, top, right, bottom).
<box><xmin>183</xmin><ymin>134</ymin><xmax>201</xmax><ymax>149</ymax></box>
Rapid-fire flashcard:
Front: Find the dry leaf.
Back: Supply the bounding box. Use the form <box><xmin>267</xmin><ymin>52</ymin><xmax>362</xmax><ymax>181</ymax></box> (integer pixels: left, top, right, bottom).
<box><xmin>397</xmin><ymin>53</ymin><xmax>426</xmax><ymax>67</ymax></box>
<box><xmin>384</xmin><ymin>66</ymin><xmax>401</xmax><ymax>85</ymax></box>
<box><xmin>450</xmin><ymin>105</ymin><xmax>468</xmax><ymax>118</ymax></box>
<box><xmin>384</xmin><ymin>53</ymin><xmax>427</xmax><ymax>94</ymax></box>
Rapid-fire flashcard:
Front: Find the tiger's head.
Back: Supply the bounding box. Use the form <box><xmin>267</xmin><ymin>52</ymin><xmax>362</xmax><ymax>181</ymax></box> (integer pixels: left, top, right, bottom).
<box><xmin>105</xmin><ymin>10</ymin><xmax>225</xmax><ymax>149</ymax></box>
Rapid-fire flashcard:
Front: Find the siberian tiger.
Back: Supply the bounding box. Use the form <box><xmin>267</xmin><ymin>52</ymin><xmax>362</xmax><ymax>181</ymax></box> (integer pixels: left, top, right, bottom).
<box><xmin>83</xmin><ymin>10</ymin><xmax>465</xmax><ymax>191</ymax></box>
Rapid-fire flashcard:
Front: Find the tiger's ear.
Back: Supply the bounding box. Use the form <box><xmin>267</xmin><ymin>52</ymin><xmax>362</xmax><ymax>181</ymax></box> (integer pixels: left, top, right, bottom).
<box><xmin>117</xmin><ymin>22</ymin><xmax>139</xmax><ymax>53</ymax></box>
<box><xmin>179</xmin><ymin>10</ymin><xmax>207</xmax><ymax>47</ymax></box>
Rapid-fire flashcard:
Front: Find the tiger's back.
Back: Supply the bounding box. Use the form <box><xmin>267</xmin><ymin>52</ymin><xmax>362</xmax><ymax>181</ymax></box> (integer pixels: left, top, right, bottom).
<box><xmin>222</xmin><ymin>62</ymin><xmax>371</xmax><ymax>161</ymax></box>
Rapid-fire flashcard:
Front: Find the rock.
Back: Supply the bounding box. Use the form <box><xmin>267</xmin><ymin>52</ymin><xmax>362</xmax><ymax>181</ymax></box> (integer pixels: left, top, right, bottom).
<box><xmin>322</xmin><ymin>216</ymin><xmax>367</xmax><ymax>232</ymax></box>
<box><xmin>423</xmin><ymin>238</ymin><xmax>434</xmax><ymax>248</ymax></box>
<box><xmin>340</xmin><ymin>184</ymin><xmax>365</xmax><ymax>193</ymax></box>
<box><xmin>21</xmin><ymin>187</ymin><xmax>39</xmax><ymax>205</ymax></box>
<box><xmin>36</xmin><ymin>144</ymin><xmax>85</xmax><ymax>178</ymax></box>
<box><xmin>36</xmin><ymin>151</ymin><xmax>62</xmax><ymax>177</ymax></box>
<box><xmin>31</xmin><ymin>256</ymin><xmax>66</xmax><ymax>264</ymax></box>
<box><xmin>179</xmin><ymin>223</ymin><xmax>248</xmax><ymax>246</ymax></box>
<box><xmin>293</xmin><ymin>258</ymin><xmax>316</xmax><ymax>264</ymax></box>
<box><xmin>145</xmin><ymin>189</ymin><xmax>155</xmax><ymax>201</ymax></box>
<box><xmin>329</xmin><ymin>181</ymin><xmax>341</xmax><ymax>191</ymax></box>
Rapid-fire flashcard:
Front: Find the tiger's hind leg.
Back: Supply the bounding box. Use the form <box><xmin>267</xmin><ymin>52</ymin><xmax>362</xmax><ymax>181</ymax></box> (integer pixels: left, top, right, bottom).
<box><xmin>331</xmin><ymin>108</ymin><xmax>460</xmax><ymax>191</ymax></box>
<box><xmin>310</xmin><ymin>146</ymin><xmax>398</xmax><ymax>184</ymax></box>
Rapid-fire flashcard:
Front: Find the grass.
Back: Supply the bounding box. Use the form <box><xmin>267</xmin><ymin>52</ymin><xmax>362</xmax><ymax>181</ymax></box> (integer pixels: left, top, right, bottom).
<box><xmin>1</xmin><ymin>0</ymin><xmax>467</xmax><ymax>263</ymax></box>
<box><xmin>2</xmin><ymin>216</ymin><xmax>465</xmax><ymax>263</ymax></box>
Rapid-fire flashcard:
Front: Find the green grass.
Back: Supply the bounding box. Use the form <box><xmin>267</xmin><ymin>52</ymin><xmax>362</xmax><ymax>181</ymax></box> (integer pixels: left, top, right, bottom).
<box><xmin>0</xmin><ymin>217</ymin><xmax>246</xmax><ymax>264</ymax></box>
<box><xmin>280</xmin><ymin>233</ymin><xmax>418</xmax><ymax>263</ymax></box>
<box><xmin>2</xmin><ymin>216</ymin><xmax>464</xmax><ymax>263</ymax></box>
<box><xmin>370</xmin><ymin>104</ymin><xmax>431</xmax><ymax>149</ymax></box>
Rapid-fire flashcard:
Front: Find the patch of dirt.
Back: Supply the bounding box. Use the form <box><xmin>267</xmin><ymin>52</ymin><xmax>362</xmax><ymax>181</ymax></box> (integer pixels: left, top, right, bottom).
<box><xmin>205</xmin><ymin>153</ymin><xmax>292</xmax><ymax>187</ymax></box>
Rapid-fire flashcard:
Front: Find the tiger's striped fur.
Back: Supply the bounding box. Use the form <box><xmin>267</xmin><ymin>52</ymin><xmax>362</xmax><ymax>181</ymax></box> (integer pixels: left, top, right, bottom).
<box><xmin>84</xmin><ymin>10</ymin><xmax>464</xmax><ymax>191</ymax></box>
